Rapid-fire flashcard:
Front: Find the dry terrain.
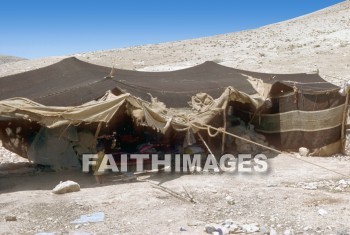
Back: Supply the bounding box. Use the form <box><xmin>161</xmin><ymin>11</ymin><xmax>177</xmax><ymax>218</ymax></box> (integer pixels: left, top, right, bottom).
<box><xmin>1</xmin><ymin>1</ymin><xmax>350</xmax><ymax>235</ymax></box>
<box><xmin>0</xmin><ymin>55</ymin><xmax>26</xmax><ymax>65</ymax></box>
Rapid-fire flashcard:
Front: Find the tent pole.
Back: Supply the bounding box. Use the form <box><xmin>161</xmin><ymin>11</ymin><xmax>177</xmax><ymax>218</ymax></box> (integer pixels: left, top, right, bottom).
<box><xmin>221</xmin><ymin>107</ymin><xmax>227</xmax><ymax>155</ymax></box>
<box><xmin>341</xmin><ymin>93</ymin><xmax>349</xmax><ymax>154</ymax></box>
<box><xmin>94</xmin><ymin>122</ymin><xmax>103</xmax><ymax>140</ymax></box>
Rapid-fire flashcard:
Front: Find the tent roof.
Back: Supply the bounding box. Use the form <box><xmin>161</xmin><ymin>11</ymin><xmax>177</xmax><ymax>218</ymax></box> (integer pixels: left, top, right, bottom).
<box><xmin>0</xmin><ymin>57</ymin><xmax>339</xmax><ymax>107</ymax></box>
<box><xmin>0</xmin><ymin>57</ymin><xmax>114</xmax><ymax>106</ymax></box>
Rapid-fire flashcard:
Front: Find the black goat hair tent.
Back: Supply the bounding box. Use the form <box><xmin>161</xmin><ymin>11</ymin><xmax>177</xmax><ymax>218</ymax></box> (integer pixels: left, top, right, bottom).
<box><xmin>0</xmin><ymin>57</ymin><xmax>345</xmax><ymax>153</ymax></box>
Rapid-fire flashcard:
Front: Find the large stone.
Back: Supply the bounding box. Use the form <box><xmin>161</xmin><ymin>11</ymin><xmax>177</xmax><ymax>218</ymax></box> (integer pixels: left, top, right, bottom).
<box><xmin>204</xmin><ymin>223</ymin><xmax>221</xmax><ymax>234</ymax></box>
<box><xmin>52</xmin><ymin>180</ymin><xmax>80</xmax><ymax>194</ymax></box>
<box><xmin>299</xmin><ymin>147</ymin><xmax>310</xmax><ymax>157</ymax></box>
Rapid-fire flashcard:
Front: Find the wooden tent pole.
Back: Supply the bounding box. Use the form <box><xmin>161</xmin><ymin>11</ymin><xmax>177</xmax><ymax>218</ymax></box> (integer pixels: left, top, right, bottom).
<box><xmin>221</xmin><ymin>107</ymin><xmax>227</xmax><ymax>155</ymax></box>
<box><xmin>94</xmin><ymin>122</ymin><xmax>103</xmax><ymax>140</ymax></box>
<box><xmin>341</xmin><ymin>93</ymin><xmax>349</xmax><ymax>154</ymax></box>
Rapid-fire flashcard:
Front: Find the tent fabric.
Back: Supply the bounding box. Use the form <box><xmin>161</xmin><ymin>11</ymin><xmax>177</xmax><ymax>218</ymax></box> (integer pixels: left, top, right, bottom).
<box><xmin>0</xmin><ymin>57</ymin><xmax>345</xmax><ymax>153</ymax></box>
<box><xmin>0</xmin><ymin>57</ymin><xmax>113</xmax><ymax>106</ymax></box>
<box><xmin>0</xmin><ymin>57</ymin><xmax>260</xmax><ymax>107</ymax></box>
<box><xmin>0</xmin><ymin>87</ymin><xmax>262</xmax><ymax>130</ymax></box>
<box><xmin>27</xmin><ymin>126</ymin><xmax>81</xmax><ymax>169</ymax></box>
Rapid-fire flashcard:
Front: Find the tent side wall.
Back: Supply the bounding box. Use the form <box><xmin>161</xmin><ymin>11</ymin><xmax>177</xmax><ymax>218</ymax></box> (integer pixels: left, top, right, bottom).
<box><xmin>249</xmin><ymin>88</ymin><xmax>345</xmax><ymax>150</ymax></box>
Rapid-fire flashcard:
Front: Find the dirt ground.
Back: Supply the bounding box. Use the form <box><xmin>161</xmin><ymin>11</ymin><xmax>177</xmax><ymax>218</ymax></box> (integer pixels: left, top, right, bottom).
<box><xmin>0</xmin><ymin>149</ymin><xmax>350</xmax><ymax>235</ymax></box>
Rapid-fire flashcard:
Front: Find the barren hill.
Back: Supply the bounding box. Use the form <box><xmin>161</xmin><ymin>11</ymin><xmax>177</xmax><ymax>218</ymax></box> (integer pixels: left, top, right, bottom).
<box><xmin>0</xmin><ymin>55</ymin><xmax>26</xmax><ymax>65</ymax></box>
<box><xmin>0</xmin><ymin>1</ymin><xmax>349</xmax><ymax>86</ymax></box>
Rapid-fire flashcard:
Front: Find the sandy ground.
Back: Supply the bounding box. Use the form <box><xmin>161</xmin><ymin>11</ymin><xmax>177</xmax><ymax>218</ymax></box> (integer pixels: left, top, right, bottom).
<box><xmin>1</xmin><ymin>1</ymin><xmax>350</xmax><ymax>235</ymax></box>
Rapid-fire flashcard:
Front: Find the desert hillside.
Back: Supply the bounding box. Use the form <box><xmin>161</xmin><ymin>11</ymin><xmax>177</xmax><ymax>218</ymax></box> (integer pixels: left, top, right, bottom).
<box><xmin>0</xmin><ymin>1</ymin><xmax>349</xmax><ymax>86</ymax></box>
<box><xmin>0</xmin><ymin>55</ymin><xmax>26</xmax><ymax>65</ymax></box>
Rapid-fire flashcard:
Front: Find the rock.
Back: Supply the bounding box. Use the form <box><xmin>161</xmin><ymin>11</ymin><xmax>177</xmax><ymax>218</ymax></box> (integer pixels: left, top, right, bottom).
<box><xmin>205</xmin><ymin>223</ymin><xmax>220</xmax><ymax>234</ymax></box>
<box><xmin>216</xmin><ymin>227</ymin><xmax>229</xmax><ymax>235</ymax></box>
<box><xmin>225</xmin><ymin>196</ymin><xmax>235</xmax><ymax>205</ymax></box>
<box><xmin>301</xmin><ymin>182</ymin><xmax>318</xmax><ymax>190</ymax></box>
<box><xmin>223</xmin><ymin>219</ymin><xmax>233</xmax><ymax>225</ymax></box>
<box><xmin>299</xmin><ymin>147</ymin><xmax>309</xmax><ymax>157</ymax></box>
<box><xmin>204</xmin><ymin>223</ymin><xmax>228</xmax><ymax>235</ymax></box>
<box><xmin>242</xmin><ymin>223</ymin><xmax>259</xmax><ymax>233</ymax></box>
<box><xmin>229</xmin><ymin>224</ymin><xmax>239</xmax><ymax>233</ymax></box>
<box><xmin>52</xmin><ymin>180</ymin><xmax>80</xmax><ymax>194</ymax></box>
<box><xmin>180</xmin><ymin>227</ymin><xmax>187</xmax><ymax>231</ymax></box>
<box><xmin>259</xmin><ymin>225</ymin><xmax>268</xmax><ymax>234</ymax></box>
<box><xmin>270</xmin><ymin>228</ymin><xmax>277</xmax><ymax>235</ymax></box>
<box><xmin>284</xmin><ymin>229</ymin><xmax>291</xmax><ymax>235</ymax></box>
<box><xmin>318</xmin><ymin>208</ymin><xmax>328</xmax><ymax>216</ymax></box>
<box><xmin>5</xmin><ymin>215</ymin><xmax>17</xmax><ymax>221</ymax></box>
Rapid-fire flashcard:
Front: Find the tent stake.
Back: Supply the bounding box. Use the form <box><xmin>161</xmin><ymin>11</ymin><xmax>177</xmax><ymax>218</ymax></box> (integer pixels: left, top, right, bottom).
<box><xmin>341</xmin><ymin>93</ymin><xmax>349</xmax><ymax>154</ymax></box>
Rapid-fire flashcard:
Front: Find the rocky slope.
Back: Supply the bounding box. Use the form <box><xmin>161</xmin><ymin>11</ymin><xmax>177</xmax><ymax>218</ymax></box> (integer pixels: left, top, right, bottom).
<box><xmin>0</xmin><ymin>55</ymin><xmax>26</xmax><ymax>65</ymax></box>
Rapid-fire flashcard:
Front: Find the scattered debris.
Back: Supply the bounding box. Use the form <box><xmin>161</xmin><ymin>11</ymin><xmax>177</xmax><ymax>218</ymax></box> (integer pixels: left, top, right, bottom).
<box><xmin>70</xmin><ymin>212</ymin><xmax>105</xmax><ymax>224</ymax></box>
<box><xmin>187</xmin><ymin>220</ymin><xmax>204</xmax><ymax>227</ymax></box>
<box><xmin>180</xmin><ymin>227</ymin><xmax>187</xmax><ymax>232</ymax></box>
<box><xmin>204</xmin><ymin>220</ymin><xmax>260</xmax><ymax>234</ymax></box>
<box><xmin>52</xmin><ymin>180</ymin><xmax>80</xmax><ymax>194</ymax></box>
<box><xmin>296</xmin><ymin>179</ymin><xmax>350</xmax><ymax>192</ymax></box>
<box><xmin>241</xmin><ymin>223</ymin><xmax>260</xmax><ymax>233</ymax></box>
<box><xmin>151</xmin><ymin>183</ymin><xmax>195</xmax><ymax>203</ymax></box>
<box><xmin>4</xmin><ymin>215</ymin><xmax>17</xmax><ymax>221</ymax></box>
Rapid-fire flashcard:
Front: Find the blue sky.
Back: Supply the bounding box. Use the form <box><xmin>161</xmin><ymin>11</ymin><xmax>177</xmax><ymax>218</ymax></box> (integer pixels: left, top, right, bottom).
<box><xmin>0</xmin><ymin>0</ymin><xmax>343</xmax><ymax>58</ymax></box>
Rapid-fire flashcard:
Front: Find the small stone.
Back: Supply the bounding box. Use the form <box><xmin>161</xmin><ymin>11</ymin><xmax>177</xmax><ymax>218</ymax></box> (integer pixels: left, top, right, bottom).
<box><xmin>52</xmin><ymin>180</ymin><xmax>80</xmax><ymax>194</ymax></box>
<box><xmin>5</xmin><ymin>216</ymin><xmax>17</xmax><ymax>222</ymax></box>
<box><xmin>318</xmin><ymin>208</ymin><xmax>328</xmax><ymax>216</ymax></box>
<box><xmin>75</xmin><ymin>224</ymin><xmax>82</xmax><ymax>229</ymax></box>
<box><xmin>334</xmin><ymin>186</ymin><xmax>343</xmax><ymax>191</ymax></box>
<box><xmin>180</xmin><ymin>227</ymin><xmax>187</xmax><ymax>231</ymax></box>
<box><xmin>223</xmin><ymin>219</ymin><xmax>233</xmax><ymax>225</ymax></box>
<box><xmin>225</xmin><ymin>196</ymin><xmax>235</xmax><ymax>205</ymax></box>
<box><xmin>299</xmin><ymin>147</ymin><xmax>309</xmax><ymax>157</ymax></box>
<box><xmin>229</xmin><ymin>223</ymin><xmax>239</xmax><ymax>232</ymax></box>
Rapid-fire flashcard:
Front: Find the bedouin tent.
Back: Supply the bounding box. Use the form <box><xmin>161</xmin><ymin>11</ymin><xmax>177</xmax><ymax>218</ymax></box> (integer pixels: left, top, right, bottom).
<box><xmin>0</xmin><ymin>57</ymin><xmax>346</xmax><ymax>163</ymax></box>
